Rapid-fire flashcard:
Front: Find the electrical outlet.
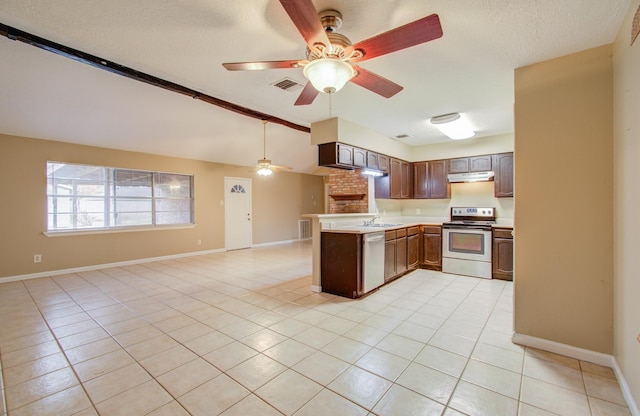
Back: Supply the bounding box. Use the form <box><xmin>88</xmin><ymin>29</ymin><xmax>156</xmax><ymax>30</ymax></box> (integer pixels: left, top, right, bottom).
<box><xmin>416</xmin><ymin>208</ymin><xmax>421</xmax><ymax>215</ymax></box>
<box><xmin>33</xmin><ymin>254</ymin><xmax>42</xmax><ymax>263</ymax></box>
<box><xmin>197</xmin><ymin>239</ymin><xmax>202</xmax><ymax>245</ymax></box>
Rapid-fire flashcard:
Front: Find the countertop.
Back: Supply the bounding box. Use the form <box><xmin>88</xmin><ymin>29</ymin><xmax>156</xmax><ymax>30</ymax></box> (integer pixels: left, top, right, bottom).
<box><xmin>320</xmin><ymin>217</ymin><xmax>514</xmax><ymax>234</ymax></box>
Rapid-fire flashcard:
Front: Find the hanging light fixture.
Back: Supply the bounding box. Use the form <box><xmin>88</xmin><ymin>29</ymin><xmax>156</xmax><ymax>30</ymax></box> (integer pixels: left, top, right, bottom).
<box><xmin>256</xmin><ymin>121</ymin><xmax>273</xmax><ymax>176</ymax></box>
<box><xmin>429</xmin><ymin>113</ymin><xmax>475</xmax><ymax>140</ymax></box>
<box><xmin>303</xmin><ymin>58</ymin><xmax>356</xmax><ymax>94</ymax></box>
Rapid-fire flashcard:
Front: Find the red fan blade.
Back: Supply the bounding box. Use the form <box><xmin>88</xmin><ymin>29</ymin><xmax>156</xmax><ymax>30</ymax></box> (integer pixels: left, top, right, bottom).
<box><xmin>279</xmin><ymin>0</ymin><xmax>330</xmax><ymax>50</ymax></box>
<box><xmin>294</xmin><ymin>81</ymin><xmax>320</xmax><ymax>106</ymax></box>
<box><xmin>222</xmin><ymin>60</ymin><xmax>302</xmax><ymax>71</ymax></box>
<box><xmin>351</xmin><ymin>14</ymin><xmax>442</xmax><ymax>62</ymax></box>
<box><xmin>350</xmin><ymin>65</ymin><xmax>403</xmax><ymax>98</ymax></box>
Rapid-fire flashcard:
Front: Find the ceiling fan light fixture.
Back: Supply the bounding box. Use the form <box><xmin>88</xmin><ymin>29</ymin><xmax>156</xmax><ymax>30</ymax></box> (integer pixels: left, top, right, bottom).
<box><xmin>303</xmin><ymin>58</ymin><xmax>355</xmax><ymax>94</ymax></box>
<box><xmin>257</xmin><ymin>167</ymin><xmax>273</xmax><ymax>176</ymax></box>
<box><xmin>429</xmin><ymin>113</ymin><xmax>475</xmax><ymax>140</ymax></box>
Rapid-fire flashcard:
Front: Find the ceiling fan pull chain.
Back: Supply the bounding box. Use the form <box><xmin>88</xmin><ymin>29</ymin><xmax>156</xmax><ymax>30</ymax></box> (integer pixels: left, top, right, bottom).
<box><xmin>329</xmin><ymin>92</ymin><xmax>333</xmax><ymax>118</ymax></box>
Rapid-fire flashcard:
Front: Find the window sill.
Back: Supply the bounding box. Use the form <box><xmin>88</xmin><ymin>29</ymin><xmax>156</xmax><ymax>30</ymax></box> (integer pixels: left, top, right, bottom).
<box><xmin>43</xmin><ymin>224</ymin><xmax>196</xmax><ymax>237</ymax></box>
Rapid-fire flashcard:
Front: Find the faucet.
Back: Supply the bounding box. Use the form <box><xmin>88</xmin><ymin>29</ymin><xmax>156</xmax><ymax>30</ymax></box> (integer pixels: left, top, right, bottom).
<box><xmin>363</xmin><ymin>216</ymin><xmax>380</xmax><ymax>226</ymax></box>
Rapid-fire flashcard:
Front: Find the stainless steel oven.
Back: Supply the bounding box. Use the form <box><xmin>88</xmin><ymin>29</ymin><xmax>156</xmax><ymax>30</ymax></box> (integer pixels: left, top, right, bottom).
<box><xmin>442</xmin><ymin>207</ymin><xmax>495</xmax><ymax>279</ymax></box>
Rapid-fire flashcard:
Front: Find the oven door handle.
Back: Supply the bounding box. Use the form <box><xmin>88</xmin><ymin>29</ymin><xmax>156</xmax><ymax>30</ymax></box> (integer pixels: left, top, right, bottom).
<box><xmin>443</xmin><ymin>225</ymin><xmax>492</xmax><ymax>231</ymax></box>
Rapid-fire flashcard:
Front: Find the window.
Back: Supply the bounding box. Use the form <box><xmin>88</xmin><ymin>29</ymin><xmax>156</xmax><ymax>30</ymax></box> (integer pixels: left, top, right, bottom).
<box><xmin>47</xmin><ymin>162</ymin><xmax>194</xmax><ymax>231</ymax></box>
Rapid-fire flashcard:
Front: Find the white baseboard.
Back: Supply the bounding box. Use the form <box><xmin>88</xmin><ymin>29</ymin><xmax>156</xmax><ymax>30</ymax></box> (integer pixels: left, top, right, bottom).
<box><xmin>513</xmin><ymin>333</ymin><xmax>639</xmax><ymax>416</ymax></box>
<box><xmin>0</xmin><ymin>248</ymin><xmax>226</xmax><ymax>283</ymax></box>
<box><xmin>611</xmin><ymin>356</ymin><xmax>640</xmax><ymax>416</ymax></box>
<box><xmin>251</xmin><ymin>239</ymin><xmax>299</xmax><ymax>248</ymax></box>
<box><xmin>311</xmin><ymin>285</ymin><xmax>322</xmax><ymax>293</ymax></box>
<box><xmin>2</xmin><ymin>239</ymin><xmax>312</xmax><ymax>283</ymax></box>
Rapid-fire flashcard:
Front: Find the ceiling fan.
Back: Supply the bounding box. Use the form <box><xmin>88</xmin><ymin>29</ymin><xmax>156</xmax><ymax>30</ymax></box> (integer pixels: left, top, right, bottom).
<box><xmin>254</xmin><ymin>121</ymin><xmax>292</xmax><ymax>176</ymax></box>
<box><xmin>223</xmin><ymin>0</ymin><xmax>443</xmax><ymax>105</ymax></box>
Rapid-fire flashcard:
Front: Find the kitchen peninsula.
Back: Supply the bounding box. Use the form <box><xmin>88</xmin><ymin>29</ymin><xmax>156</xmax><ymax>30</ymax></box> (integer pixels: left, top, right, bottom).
<box><xmin>305</xmin><ymin>213</ymin><xmax>514</xmax><ymax>298</ymax></box>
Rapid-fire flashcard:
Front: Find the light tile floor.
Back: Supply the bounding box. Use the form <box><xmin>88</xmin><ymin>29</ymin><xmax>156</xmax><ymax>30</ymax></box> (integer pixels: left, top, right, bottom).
<box><xmin>0</xmin><ymin>241</ymin><xmax>631</xmax><ymax>415</ymax></box>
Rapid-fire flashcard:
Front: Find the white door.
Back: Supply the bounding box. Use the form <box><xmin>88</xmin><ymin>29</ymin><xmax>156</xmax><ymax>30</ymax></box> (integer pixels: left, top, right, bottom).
<box><xmin>224</xmin><ymin>177</ymin><xmax>252</xmax><ymax>250</ymax></box>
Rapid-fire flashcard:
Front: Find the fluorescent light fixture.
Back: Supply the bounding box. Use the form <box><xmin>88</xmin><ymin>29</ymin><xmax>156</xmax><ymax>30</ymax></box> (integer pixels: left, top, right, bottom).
<box><xmin>361</xmin><ymin>169</ymin><xmax>384</xmax><ymax>177</ymax></box>
<box><xmin>429</xmin><ymin>113</ymin><xmax>475</xmax><ymax>140</ymax></box>
<box><xmin>303</xmin><ymin>58</ymin><xmax>355</xmax><ymax>94</ymax></box>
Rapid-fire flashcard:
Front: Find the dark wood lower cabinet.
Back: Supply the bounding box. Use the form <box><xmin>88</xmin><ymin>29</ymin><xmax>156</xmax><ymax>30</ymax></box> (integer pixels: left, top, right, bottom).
<box><xmin>422</xmin><ymin>226</ymin><xmax>442</xmax><ymax>271</ymax></box>
<box><xmin>396</xmin><ymin>235</ymin><xmax>408</xmax><ymax>276</ymax></box>
<box><xmin>407</xmin><ymin>230</ymin><xmax>420</xmax><ymax>270</ymax></box>
<box><xmin>384</xmin><ymin>239</ymin><xmax>397</xmax><ymax>282</ymax></box>
<box><xmin>492</xmin><ymin>228</ymin><xmax>514</xmax><ymax>280</ymax></box>
<box><xmin>321</xmin><ymin>233</ymin><xmax>363</xmax><ymax>298</ymax></box>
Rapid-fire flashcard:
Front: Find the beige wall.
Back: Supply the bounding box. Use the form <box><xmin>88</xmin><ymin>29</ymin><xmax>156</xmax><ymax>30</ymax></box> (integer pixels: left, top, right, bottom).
<box><xmin>613</xmin><ymin>0</ymin><xmax>640</xmax><ymax>403</ymax></box>
<box><xmin>514</xmin><ymin>46</ymin><xmax>614</xmax><ymax>353</ymax></box>
<box><xmin>0</xmin><ymin>134</ymin><xmax>324</xmax><ymax>279</ymax></box>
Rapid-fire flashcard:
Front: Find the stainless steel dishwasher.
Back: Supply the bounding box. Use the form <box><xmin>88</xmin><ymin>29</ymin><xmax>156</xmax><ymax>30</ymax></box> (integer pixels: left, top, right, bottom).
<box><xmin>362</xmin><ymin>231</ymin><xmax>385</xmax><ymax>293</ymax></box>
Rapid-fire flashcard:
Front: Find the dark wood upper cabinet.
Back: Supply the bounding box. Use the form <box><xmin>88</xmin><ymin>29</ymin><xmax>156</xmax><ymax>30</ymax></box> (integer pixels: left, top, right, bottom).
<box><xmin>378</xmin><ymin>155</ymin><xmax>389</xmax><ymax>172</ymax></box>
<box><xmin>493</xmin><ymin>152</ymin><xmax>514</xmax><ymax>197</ymax></box>
<box><xmin>400</xmin><ymin>161</ymin><xmax>412</xmax><ymax>199</ymax></box>
<box><xmin>428</xmin><ymin>160</ymin><xmax>450</xmax><ymax>199</ymax></box>
<box><xmin>389</xmin><ymin>158</ymin><xmax>403</xmax><ymax>199</ymax></box>
<box><xmin>449</xmin><ymin>155</ymin><xmax>492</xmax><ymax>173</ymax></box>
<box><xmin>469</xmin><ymin>155</ymin><xmax>492</xmax><ymax>172</ymax></box>
<box><xmin>414</xmin><ymin>160</ymin><xmax>449</xmax><ymax>199</ymax></box>
<box><xmin>353</xmin><ymin>147</ymin><xmax>367</xmax><ymax>168</ymax></box>
<box><xmin>338</xmin><ymin>144</ymin><xmax>354</xmax><ymax>165</ymax></box>
<box><xmin>413</xmin><ymin>162</ymin><xmax>429</xmax><ymax>198</ymax></box>
<box><xmin>374</xmin><ymin>175</ymin><xmax>390</xmax><ymax>199</ymax></box>
<box><xmin>388</xmin><ymin>159</ymin><xmax>412</xmax><ymax>199</ymax></box>
<box><xmin>448</xmin><ymin>157</ymin><xmax>469</xmax><ymax>174</ymax></box>
<box><xmin>366</xmin><ymin>151</ymin><xmax>379</xmax><ymax>170</ymax></box>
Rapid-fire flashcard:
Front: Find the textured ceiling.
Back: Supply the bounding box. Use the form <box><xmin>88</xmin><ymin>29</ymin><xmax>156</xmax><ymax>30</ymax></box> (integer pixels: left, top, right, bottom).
<box><xmin>0</xmin><ymin>0</ymin><xmax>630</xmax><ymax>174</ymax></box>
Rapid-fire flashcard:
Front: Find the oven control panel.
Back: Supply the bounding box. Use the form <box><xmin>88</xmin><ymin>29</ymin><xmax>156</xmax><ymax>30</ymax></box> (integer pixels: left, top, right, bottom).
<box><xmin>451</xmin><ymin>207</ymin><xmax>495</xmax><ymax>217</ymax></box>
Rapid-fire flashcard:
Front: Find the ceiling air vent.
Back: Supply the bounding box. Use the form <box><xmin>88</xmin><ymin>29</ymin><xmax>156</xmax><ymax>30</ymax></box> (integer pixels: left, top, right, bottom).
<box><xmin>271</xmin><ymin>78</ymin><xmax>304</xmax><ymax>92</ymax></box>
<box><xmin>395</xmin><ymin>134</ymin><xmax>412</xmax><ymax>140</ymax></box>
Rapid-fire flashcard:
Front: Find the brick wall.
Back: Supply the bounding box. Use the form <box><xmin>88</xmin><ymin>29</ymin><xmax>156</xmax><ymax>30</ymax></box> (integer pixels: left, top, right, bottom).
<box><xmin>328</xmin><ymin>169</ymin><xmax>368</xmax><ymax>213</ymax></box>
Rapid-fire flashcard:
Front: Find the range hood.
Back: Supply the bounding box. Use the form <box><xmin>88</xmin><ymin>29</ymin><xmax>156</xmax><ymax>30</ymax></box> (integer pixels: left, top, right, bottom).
<box><xmin>447</xmin><ymin>171</ymin><xmax>495</xmax><ymax>183</ymax></box>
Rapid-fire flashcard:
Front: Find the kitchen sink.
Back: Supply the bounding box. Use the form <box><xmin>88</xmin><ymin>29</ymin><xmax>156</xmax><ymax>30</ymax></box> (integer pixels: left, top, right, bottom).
<box><xmin>367</xmin><ymin>223</ymin><xmax>403</xmax><ymax>227</ymax></box>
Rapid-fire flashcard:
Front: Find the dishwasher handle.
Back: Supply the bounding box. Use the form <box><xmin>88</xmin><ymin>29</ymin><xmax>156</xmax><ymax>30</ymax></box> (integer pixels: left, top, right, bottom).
<box><xmin>364</xmin><ymin>232</ymin><xmax>385</xmax><ymax>243</ymax></box>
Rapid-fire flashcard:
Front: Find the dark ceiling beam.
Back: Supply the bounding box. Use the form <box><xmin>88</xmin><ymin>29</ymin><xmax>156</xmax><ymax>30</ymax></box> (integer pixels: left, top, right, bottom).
<box><xmin>0</xmin><ymin>22</ymin><xmax>311</xmax><ymax>134</ymax></box>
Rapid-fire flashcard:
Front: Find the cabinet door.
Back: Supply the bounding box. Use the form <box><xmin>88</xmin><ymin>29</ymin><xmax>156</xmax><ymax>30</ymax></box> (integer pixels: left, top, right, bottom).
<box><xmin>428</xmin><ymin>160</ymin><xmax>450</xmax><ymax>199</ymax></box>
<box><xmin>366</xmin><ymin>152</ymin><xmax>379</xmax><ymax>170</ymax></box>
<box><xmin>384</xmin><ymin>239</ymin><xmax>397</xmax><ymax>281</ymax></box>
<box><xmin>407</xmin><ymin>233</ymin><xmax>420</xmax><ymax>270</ymax></box>
<box><xmin>401</xmin><ymin>161</ymin><xmax>412</xmax><ymax>199</ymax></box>
<box><xmin>469</xmin><ymin>155</ymin><xmax>492</xmax><ymax>172</ymax></box>
<box><xmin>353</xmin><ymin>148</ymin><xmax>367</xmax><ymax>168</ymax></box>
<box><xmin>389</xmin><ymin>158</ymin><xmax>402</xmax><ymax>199</ymax></box>
<box><xmin>422</xmin><ymin>232</ymin><xmax>442</xmax><ymax>269</ymax></box>
<box><xmin>492</xmin><ymin>238</ymin><xmax>514</xmax><ymax>280</ymax></box>
<box><xmin>413</xmin><ymin>162</ymin><xmax>429</xmax><ymax>199</ymax></box>
<box><xmin>493</xmin><ymin>152</ymin><xmax>514</xmax><ymax>197</ymax></box>
<box><xmin>374</xmin><ymin>176</ymin><xmax>390</xmax><ymax>199</ymax></box>
<box><xmin>448</xmin><ymin>157</ymin><xmax>469</xmax><ymax>173</ymax></box>
<box><xmin>378</xmin><ymin>155</ymin><xmax>389</xmax><ymax>172</ymax></box>
<box><xmin>396</xmin><ymin>236</ymin><xmax>408</xmax><ymax>275</ymax></box>
<box><xmin>337</xmin><ymin>144</ymin><xmax>354</xmax><ymax>166</ymax></box>
<box><xmin>321</xmin><ymin>233</ymin><xmax>362</xmax><ymax>298</ymax></box>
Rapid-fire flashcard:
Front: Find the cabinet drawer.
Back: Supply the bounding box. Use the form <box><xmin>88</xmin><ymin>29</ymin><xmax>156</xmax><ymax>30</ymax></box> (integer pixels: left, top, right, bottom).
<box><xmin>396</xmin><ymin>228</ymin><xmax>407</xmax><ymax>238</ymax></box>
<box><xmin>385</xmin><ymin>230</ymin><xmax>397</xmax><ymax>241</ymax></box>
<box><xmin>407</xmin><ymin>226</ymin><xmax>420</xmax><ymax>236</ymax></box>
<box><xmin>493</xmin><ymin>228</ymin><xmax>513</xmax><ymax>239</ymax></box>
<box><xmin>422</xmin><ymin>226</ymin><xmax>442</xmax><ymax>235</ymax></box>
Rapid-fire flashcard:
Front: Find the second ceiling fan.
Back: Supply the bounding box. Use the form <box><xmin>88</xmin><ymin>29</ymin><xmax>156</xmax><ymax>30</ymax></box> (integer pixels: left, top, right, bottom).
<box><xmin>223</xmin><ymin>0</ymin><xmax>443</xmax><ymax>105</ymax></box>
